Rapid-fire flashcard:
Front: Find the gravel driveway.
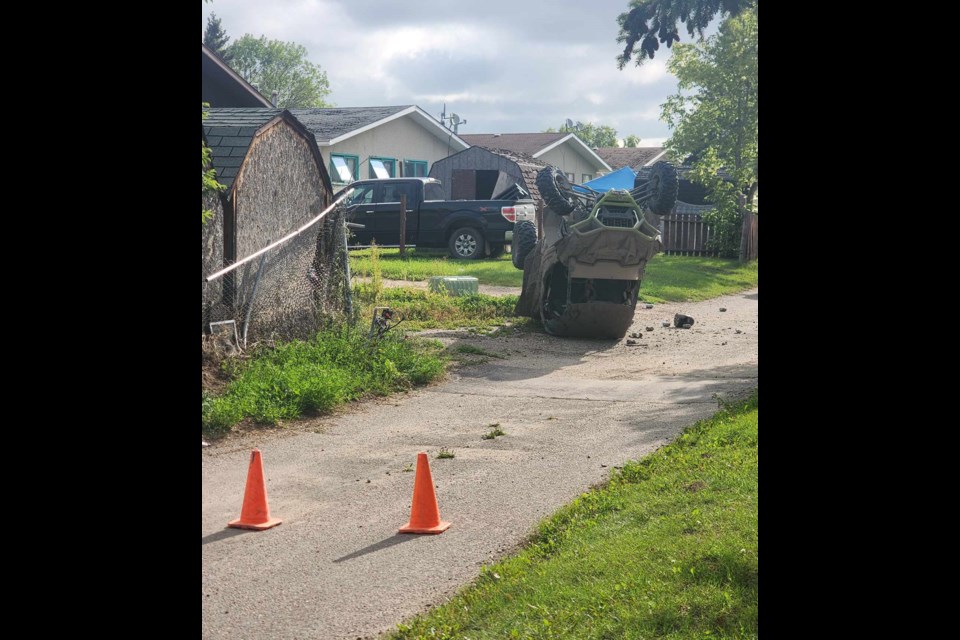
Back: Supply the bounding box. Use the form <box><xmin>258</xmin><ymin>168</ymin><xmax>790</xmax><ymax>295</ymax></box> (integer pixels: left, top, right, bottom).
<box><xmin>202</xmin><ymin>288</ymin><xmax>758</xmax><ymax>639</ymax></box>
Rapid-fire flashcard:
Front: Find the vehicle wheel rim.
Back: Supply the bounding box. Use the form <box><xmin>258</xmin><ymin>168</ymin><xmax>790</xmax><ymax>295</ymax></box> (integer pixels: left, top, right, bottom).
<box><xmin>455</xmin><ymin>234</ymin><xmax>476</xmax><ymax>257</ymax></box>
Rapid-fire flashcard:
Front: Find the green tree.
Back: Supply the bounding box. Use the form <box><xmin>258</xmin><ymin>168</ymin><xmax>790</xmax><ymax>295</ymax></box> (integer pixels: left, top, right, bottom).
<box><xmin>202</xmin><ymin>103</ymin><xmax>225</xmax><ymax>225</ymax></box>
<box><xmin>660</xmin><ymin>8</ymin><xmax>757</xmax><ymax>257</ymax></box>
<box><xmin>204</xmin><ymin>13</ymin><xmax>232</xmax><ymax>62</ymax></box>
<box><xmin>545</xmin><ymin>121</ymin><xmax>618</xmax><ymax>148</ymax></box>
<box><xmin>616</xmin><ymin>0</ymin><xmax>757</xmax><ymax>67</ymax></box>
<box><xmin>227</xmin><ymin>35</ymin><xmax>331</xmax><ymax>108</ymax></box>
<box><xmin>624</xmin><ymin>134</ymin><xmax>642</xmax><ymax>147</ymax></box>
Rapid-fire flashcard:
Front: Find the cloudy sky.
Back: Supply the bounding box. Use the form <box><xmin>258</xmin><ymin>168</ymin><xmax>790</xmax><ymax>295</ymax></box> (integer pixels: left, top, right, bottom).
<box><xmin>203</xmin><ymin>0</ymin><xmax>703</xmax><ymax>147</ymax></box>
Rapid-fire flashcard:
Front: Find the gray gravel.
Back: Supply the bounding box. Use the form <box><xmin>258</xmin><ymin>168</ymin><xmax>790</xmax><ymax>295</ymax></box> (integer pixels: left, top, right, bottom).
<box><xmin>202</xmin><ymin>288</ymin><xmax>758</xmax><ymax>639</ymax></box>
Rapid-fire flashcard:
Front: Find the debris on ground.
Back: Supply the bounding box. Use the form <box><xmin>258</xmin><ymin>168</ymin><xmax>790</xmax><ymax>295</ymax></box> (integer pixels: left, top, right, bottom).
<box><xmin>629</xmin><ymin>332</ymin><xmax>642</xmax><ymax>338</ymax></box>
<box><xmin>645</xmin><ymin>326</ymin><xmax>654</xmax><ymax>332</ymax></box>
<box><xmin>626</xmin><ymin>339</ymin><xmax>638</xmax><ymax>346</ymax></box>
<box><xmin>736</xmin><ymin>329</ymin><xmax>743</xmax><ymax>334</ymax></box>
<box><xmin>674</xmin><ymin>313</ymin><xmax>695</xmax><ymax>328</ymax></box>
<box><xmin>720</xmin><ymin>307</ymin><xmax>727</xmax><ymax>312</ymax></box>
<box><xmin>202</xmin><ymin>440</ymin><xmax>211</xmax><ymax>448</ymax></box>
<box><xmin>644</xmin><ymin>304</ymin><xmax>654</xmax><ymax>309</ymax></box>
<box><xmin>661</xmin><ymin>321</ymin><xmax>671</xmax><ymax>327</ymax></box>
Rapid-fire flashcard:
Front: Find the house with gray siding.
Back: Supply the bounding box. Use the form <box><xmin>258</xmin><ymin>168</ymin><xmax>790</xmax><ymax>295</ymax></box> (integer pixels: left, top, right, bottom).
<box><xmin>289</xmin><ymin>106</ymin><xmax>469</xmax><ymax>186</ymax></box>
<box><xmin>459</xmin><ymin>133</ymin><xmax>611</xmax><ymax>185</ymax></box>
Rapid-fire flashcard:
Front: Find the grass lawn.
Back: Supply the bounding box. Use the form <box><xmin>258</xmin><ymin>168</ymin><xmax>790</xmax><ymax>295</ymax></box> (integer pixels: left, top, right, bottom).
<box><xmin>201</xmin><ymin>325</ymin><xmax>446</xmax><ymax>437</ymax></box>
<box><xmin>351</xmin><ymin>248</ymin><xmax>522</xmax><ymax>287</ymax></box>
<box><xmin>390</xmin><ymin>391</ymin><xmax>759</xmax><ymax>640</ymax></box>
<box><xmin>350</xmin><ymin>248</ymin><xmax>758</xmax><ymax>303</ymax></box>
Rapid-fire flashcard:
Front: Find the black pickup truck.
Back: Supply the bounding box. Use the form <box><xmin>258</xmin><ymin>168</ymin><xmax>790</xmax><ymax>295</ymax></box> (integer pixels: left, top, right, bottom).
<box><xmin>338</xmin><ymin>177</ymin><xmax>535</xmax><ymax>259</ymax></box>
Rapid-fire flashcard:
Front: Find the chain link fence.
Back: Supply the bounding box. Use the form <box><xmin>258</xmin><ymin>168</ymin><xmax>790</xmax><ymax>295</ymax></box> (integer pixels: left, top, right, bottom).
<box><xmin>202</xmin><ymin>203</ymin><xmax>352</xmax><ymax>346</ymax></box>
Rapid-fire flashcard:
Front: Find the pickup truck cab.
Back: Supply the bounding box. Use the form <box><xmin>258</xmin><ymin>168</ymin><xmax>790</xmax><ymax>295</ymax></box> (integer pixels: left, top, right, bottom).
<box><xmin>338</xmin><ymin>177</ymin><xmax>535</xmax><ymax>259</ymax></box>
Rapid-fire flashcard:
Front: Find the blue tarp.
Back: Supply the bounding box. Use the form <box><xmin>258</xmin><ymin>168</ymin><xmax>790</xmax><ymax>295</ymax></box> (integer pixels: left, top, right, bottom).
<box><xmin>573</xmin><ymin>166</ymin><xmax>636</xmax><ymax>194</ymax></box>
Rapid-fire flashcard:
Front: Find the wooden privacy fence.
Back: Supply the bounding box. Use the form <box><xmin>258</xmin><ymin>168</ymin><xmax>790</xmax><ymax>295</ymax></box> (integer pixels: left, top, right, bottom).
<box><xmin>659</xmin><ymin>210</ymin><xmax>758</xmax><ymax>260</ymax></box>
<box><xmin>740</xmin><ymin>212</ymin><xmax>758</xmax><ymax>261</ymax></box>
<box><xmin>660</xmin><ymin>213</ymin><xmax>717</xmax><ymax>256</ymax></box>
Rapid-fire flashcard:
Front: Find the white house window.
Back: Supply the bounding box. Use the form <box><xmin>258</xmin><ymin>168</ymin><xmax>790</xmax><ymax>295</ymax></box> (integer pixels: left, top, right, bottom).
<box><xmin>369</xmin><ymin>157</ymin><xmax>396</xmax><ymax>179</ymax></box>
<box><xmin>566</xmin><ymin>172</ymin><xmax>575</xmax><ymax>183</ymax></box>
<box><xmin>330</xmin><ymin>154</ymin><xmax>358</xmax><ymax>182</ymax></box>
<box><xmin>582</xmin><ymin>173</ymin><xmax>593</xmax><ymax>183</ymax></box>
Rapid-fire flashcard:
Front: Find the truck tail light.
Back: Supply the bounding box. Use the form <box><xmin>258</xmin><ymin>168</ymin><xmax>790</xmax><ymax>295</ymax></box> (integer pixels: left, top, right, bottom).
<box><xmin>500</xmin><ymin>206</ymin><xmax>516</xmax><ymax>222</ymax></box>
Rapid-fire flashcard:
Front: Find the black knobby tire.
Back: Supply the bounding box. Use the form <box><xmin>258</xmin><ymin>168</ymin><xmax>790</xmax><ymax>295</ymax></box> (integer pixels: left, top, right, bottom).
<box><xmin>488</xmin><ymin>243</ymin><xmax>505</xmax><ymax>259</ymax></box>
<box><xmin>536</xmin><ymin>166</ymin><xmax>577</xmax><ymax>216</ymax></box>
<box><xmin>448</xmin><ymin>227</ymin><xmax>485</xmax><ymax>260</ymax></box>
<box><xmin>511</xmin><ymin>220</ymin><xmax>538</xmax><ymax>270</ymax></box>
<box><xmin>638</xmin><ymin>161</ymin><xmax>678</xmax><ymax>215</ymax></box>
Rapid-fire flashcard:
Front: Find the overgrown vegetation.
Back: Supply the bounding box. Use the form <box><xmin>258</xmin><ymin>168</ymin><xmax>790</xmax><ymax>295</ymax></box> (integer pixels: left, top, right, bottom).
<box><xmin>392</xmin><ymin>390</ymin><xmax>759</xmax><ymax>640</ymax></box>
<box><xmin>201</xmin><ymin>325</ymin><xmax>446</xmax><ymax>436</ymax></box>
<box><xmin>201</xmin><ymin>102</ymin><xmax>225</xmax><ymax>225</ymax></box>
<box><xmin>352</xmin><ymin>242</ymin><xmax>521</xmax><ymax>332</ymax></box>
<box><xmin>373</xmin><ymin>289</ymin><xmax>521</xmax><ymax>331</ymax></box>
<box><xmin>436</xmin><ymin>448</ymin><xmax>456</xmax><ymax>459</ymax></box>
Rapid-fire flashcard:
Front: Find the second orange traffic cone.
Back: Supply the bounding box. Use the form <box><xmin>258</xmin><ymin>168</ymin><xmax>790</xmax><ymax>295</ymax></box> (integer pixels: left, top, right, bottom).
<box><xmin>227</xmin><ymin>449</ymin><xmax>282</xmax><ymax>531</ymax></box>
<box><xmin>399</xmin><ymin>452</ymin><xmax>451</xmax><ymax>534</ymax></box>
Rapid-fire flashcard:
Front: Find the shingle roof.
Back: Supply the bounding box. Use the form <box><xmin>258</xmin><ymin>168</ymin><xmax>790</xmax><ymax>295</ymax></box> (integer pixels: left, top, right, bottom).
<box><xmin>594</xmin><ymin>147</ymin><xmax>667</xmax><ymax>170</ymax></box>
<box><xmin>203</xmin><ymin>109</ymin><xmax>284</xmax><ymax>190</ymax></box>
<box><xmin>460</xmin><ymin>133</ymin><xmax>567</xmax><ymax>156</ymax></box>
<box><xmin>288</xmin><ymin>106</ymin><xmax>411</xmax><ymax>144</ymax></box>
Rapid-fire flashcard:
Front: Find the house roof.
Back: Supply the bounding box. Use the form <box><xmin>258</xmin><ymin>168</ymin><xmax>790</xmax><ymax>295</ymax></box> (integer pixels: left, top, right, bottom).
<box><xmin>203</xmin><ymin>108</ymin><xmax>330</xmax><ymax>195</ymax></box>
<box><xmin>594</xmin><ymin>146</ymin><xmax>669</xmax><ymax>170</ymax></box>
<box><xmin>201</xmin><ymin>43</ymin><xmax>272</xmax><ymax>108</ymax></box>
<box><xmin>461</xmin><ymin>132</ymin><xmax>612</xmax><ymax>172</ymax></box>
<box><xmin>459</xmin><ymin>133</ymin><xmax>567</xmax><ymax>157</ymax></box>
<box><xmin>289</xmin><ymin>105</ymin><xmax>469</xmax><ymax>149</ymax></box>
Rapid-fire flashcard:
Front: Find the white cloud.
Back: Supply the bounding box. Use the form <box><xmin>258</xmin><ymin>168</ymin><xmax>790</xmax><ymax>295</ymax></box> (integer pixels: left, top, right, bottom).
<box><xmin>202</xmin><ymin>0</ymin><xmax>690</xmax><ymax>139</ymax></box>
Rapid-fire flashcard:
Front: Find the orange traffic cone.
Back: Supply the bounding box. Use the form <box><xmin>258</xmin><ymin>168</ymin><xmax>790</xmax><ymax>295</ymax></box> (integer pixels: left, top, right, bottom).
<box><xmin>399</xmin><ymin>452</ymin><xmax>451</xmax><ymax>534</ymax></box>
<box><xmin>227</xmin><ymin>449</ymin><xmax>282</xmax><ymax>531</ymax></box>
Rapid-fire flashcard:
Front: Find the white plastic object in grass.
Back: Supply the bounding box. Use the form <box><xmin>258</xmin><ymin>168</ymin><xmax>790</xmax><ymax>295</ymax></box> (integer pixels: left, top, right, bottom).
<box><xmin>428</xmin><ymin>276</ymin><xmax>479</xmax><ymax>296</ymax></box>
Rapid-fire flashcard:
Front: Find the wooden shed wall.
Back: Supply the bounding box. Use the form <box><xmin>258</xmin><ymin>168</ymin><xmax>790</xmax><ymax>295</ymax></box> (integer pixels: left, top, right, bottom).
<box><xmin>428</xmin><ymin>147</ymin><xmax>526</xmax><ymax>200</ymax></box>
<box><xmin>231</xmin><ymin>121</ymin><xmax>330</xmax><ymax>331</ymax></box>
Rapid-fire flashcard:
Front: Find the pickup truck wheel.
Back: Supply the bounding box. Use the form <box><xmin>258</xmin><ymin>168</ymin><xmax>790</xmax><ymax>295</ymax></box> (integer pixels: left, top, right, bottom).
<box><xmin>449</xmin><ymin>227</ymin><xmax>485</xmax><ymax>260</ymax></box>
<box><xmin>512</xmin><ymin>220</ymin><xmax>538</xmax><ymax>270</ymax></box>
<box><xmin>636</xmin><ymin>161</ymin><xmax>678</xmax><ymax>215</ymax></box>
<box><xmin>536</xmin><ymin>166</ymin><xmax>577</xmax><ymax>216</ymax></box>
<box><xmin>488</xmin><ymin>243</ymin><xmax>505</xmax><ymax>259</ymax></box>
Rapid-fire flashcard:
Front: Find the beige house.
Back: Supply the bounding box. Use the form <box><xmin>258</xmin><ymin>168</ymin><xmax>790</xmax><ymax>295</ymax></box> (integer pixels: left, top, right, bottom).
<box><xmin>459</xmin><ymin>132</ymin><xmax>611</xmax><ymax>184</ymax></box>
<box><xmin>290</xmin><ymin>106</ymin><xmax>469</xmax><ymax>186</ymax></box>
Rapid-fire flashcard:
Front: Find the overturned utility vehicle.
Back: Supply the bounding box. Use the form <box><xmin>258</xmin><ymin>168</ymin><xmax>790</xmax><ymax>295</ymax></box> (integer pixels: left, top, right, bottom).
<box><xmin>513</xmin><ymin>162</ymin><xmax>678</xmax><ymax>339</ymax></box>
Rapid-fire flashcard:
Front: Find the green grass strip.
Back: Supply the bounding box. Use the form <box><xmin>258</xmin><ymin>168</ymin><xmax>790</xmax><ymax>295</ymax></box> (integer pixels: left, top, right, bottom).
<box><xmin>351</xmin><ymin>249</ymin><xmax>757</xmax><ymax>302</ymax></box>
<box><xmin>391</xmin><ymin>390</ymin><xmax>759</xmax><ymax>640</ymax></box>
<box><xmin>202</xmin><ymin>324</ymin><xmax>446</xmax><ymax>436</ymax></box>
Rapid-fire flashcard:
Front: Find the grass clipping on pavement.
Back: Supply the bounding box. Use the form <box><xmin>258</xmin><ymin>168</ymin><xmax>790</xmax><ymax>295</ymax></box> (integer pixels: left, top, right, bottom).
<box><xmin>392</xmin><ymin>391</ymin><xmax>759</xmax><ymax>640</ymax></box>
